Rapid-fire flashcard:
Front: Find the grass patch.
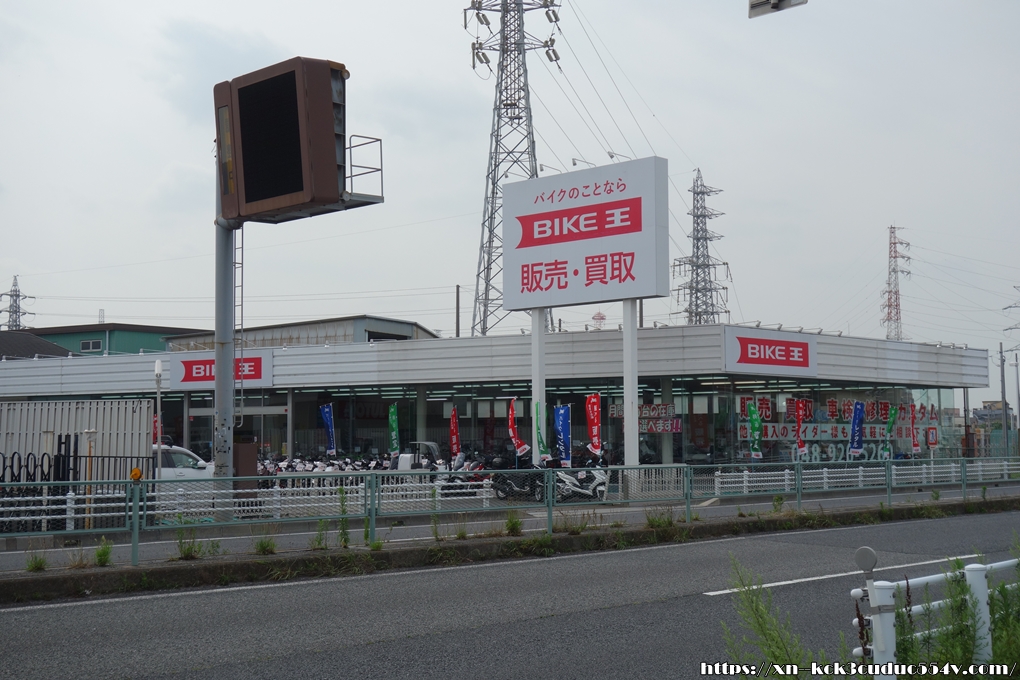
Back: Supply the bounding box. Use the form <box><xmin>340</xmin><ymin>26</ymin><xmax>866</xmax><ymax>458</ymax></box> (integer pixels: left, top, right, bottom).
<box><xmin>309</xmin><ymin>519</ymin><xmax>329</xmax><ymax>551</ymax></box>
<box><xmin>453</xmin><ymin>513</ymin><xmax>468</xmax><ymax>540</ymax></box>
<box><xmin>369</xmin><ymin>540</ymin><xmax>383</xmax><ymax>551</ymax></box>
<box><xmin>772</xmin><ymin>495</ymin><xmax>784</xmax><ymax>514</ymax></box>
<box><xmin>505</xmin><ymin>510</ymin><xmax>524</xmax><ymax>537</ymax></box>
<box><xmin>337</xmin><ymin>485</ymin><xmax>350</xmax><ymax>548</ymax></box>
<box><xmin>176</xmin><ymin>527</ymin><xmax>203</xmax><ymax>560</ymax></box>
<box><xmin>254</xmin><ymin>536</ymin><xmax>277</xmax><ymax>556</ymax></box>
<box><xmin>66</xmin><ymin>545</ymin><xmax>89</xmax><ymax>569</ymax></box>
<box><xmin>26</xmin><ymin>554</ymin><xmax>47</xmax><ymax>573</ymax></box>
<box><xmin>645</xmin><ymin>505</ymin><xmax>677</xmax><ymax>530</ymax></box>
<box><xmin>95</xmin><ymin>536</ymin><xmax>113</xmax><ymax>566</ymax></box>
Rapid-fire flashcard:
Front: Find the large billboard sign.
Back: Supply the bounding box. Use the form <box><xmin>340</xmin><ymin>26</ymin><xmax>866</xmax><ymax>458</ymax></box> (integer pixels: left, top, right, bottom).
<box><xmin>166</xmin><ymin>349</ymin><xmax>274</xmax><ymax>390</ymax></box>
<box><xmin>502</xmin><ymin>157</ymin><xmax>669</xmax><ymax>311</ymax></box>
<box><xmin>724</xmin><ymin>326</ymin><xmax>818</xmax><ymax>378</ymax></box>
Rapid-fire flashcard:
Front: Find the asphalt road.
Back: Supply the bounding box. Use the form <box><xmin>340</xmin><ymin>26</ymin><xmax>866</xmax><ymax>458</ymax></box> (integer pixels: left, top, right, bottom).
<box><xmin>1</xmin><ymin>511</ymin><xmax>1017</xmax><ymax>679</ymax></box>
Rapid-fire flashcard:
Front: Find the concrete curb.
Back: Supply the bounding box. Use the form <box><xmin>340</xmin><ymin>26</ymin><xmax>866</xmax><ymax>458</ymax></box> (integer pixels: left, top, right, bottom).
<box><xmin>2</xmin><ymin>496</ymin><xmax>1017</xmax><ymax>605</ymax></box>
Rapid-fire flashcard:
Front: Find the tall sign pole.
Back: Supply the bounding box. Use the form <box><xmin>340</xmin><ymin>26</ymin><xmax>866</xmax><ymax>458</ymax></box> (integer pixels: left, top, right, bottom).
<box><xmin>622</xmin><ymin>299</ymin><xmax>639</xmax><ymax>465</ymax></box>
<box><xmin>531</xmin><ymin>306</ymin><xmax>547</xmax><ymax>464</ymax></box>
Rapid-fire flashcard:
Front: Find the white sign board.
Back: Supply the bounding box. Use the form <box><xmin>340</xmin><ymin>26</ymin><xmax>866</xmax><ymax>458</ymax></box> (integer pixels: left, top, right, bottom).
<box><xmin>165</xmin><ymin>349</ymin><xmax>274</xmax><ymax>390</ymax></box>
<box><xmin>724</xmin><ymin>326</ymin><xmax>818</xmax><ymax>378</ymax></box>
<box><xmin>502</xmin><ymin>156</ymin><xmax>669</xmax><ymax>311</ymax></box>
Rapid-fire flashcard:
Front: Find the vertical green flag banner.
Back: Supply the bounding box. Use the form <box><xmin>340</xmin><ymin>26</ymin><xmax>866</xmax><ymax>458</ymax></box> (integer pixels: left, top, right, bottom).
<box><xmin>881</xmin><ymin>405</ymin><xmax>898</xmax><ymax>459</ymax></box>
<box><xmin>388</xmin><ymin>403</ymin><xmax>400</xmax><ymax>454</ymax></box>
<box><xmin>535</xmin><ymin>402</ymin><xmax>549</xmax><ymax>459</ymax></box>
<box><xmin>747</xmin><ymin>401</ymin><xmax>763</xmax><ymax>459</ymax></box>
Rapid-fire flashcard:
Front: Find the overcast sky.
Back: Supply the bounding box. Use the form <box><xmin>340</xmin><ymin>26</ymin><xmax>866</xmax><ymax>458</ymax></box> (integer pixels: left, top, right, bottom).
<box><xmin>1</xmin><ymin>1</ymin><xmax>1018</xmax><ymax>403</ymax></box>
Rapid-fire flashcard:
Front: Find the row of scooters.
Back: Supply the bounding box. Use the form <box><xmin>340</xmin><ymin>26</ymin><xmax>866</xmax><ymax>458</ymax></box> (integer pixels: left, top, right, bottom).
<box><xmin>256</xmin><ymin>450</ymin><xmax>609</xmax><ymax>502</ymax></box>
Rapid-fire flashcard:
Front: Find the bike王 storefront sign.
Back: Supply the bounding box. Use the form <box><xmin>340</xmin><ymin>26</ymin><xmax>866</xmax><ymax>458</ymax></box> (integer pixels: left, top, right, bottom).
<box><xmin>166</xmin><ymin>349</ymin><xmax>274</xmax><ymax>390</ymax></box>
<box><xmin>724</xmin><ymin>326</ymin><xmax>817</xmax><ymax>378</ymax></box>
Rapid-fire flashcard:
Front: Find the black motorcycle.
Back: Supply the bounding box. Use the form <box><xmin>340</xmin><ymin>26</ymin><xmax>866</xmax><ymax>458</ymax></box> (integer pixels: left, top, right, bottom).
<box><xmin>491</xmin><ymin>452</ymin><xmax>545</xmax><ymax>502</ymax></box>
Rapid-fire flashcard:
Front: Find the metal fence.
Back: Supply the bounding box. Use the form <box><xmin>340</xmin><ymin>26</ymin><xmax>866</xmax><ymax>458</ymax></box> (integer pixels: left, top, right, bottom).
<box><xmin>2</xmin><ymin>457</ymin><xmax>1018</xmax><ymax>566</ymax></box>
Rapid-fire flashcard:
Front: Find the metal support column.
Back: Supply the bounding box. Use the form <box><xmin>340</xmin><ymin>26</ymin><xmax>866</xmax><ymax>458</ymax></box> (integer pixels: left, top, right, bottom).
<box><xmin>622</xmin><ymin>300</ymin><xmax>639</xmax><ymax>466</ymax></box>
<box><xmin>531</xmin><ymin>307</ymin><xmax>546</xmax><ymax>465</ymax></box>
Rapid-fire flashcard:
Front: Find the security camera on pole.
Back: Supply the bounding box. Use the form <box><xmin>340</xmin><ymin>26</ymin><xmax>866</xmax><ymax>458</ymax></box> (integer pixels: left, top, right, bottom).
<box><xmin>502</xmin><ymin>157</ymin><xmax>669</xmax><ymax>465</ymax></box>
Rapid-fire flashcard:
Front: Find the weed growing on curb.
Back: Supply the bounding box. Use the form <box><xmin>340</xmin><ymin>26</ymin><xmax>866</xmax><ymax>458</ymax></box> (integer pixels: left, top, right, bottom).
<box><xmin>176</xmin><ymin>527</ymin><xmax>202</xmax><ymax>560</ymax></box>
<box><xmin>645</xmin><ymin>505</ymin><xmax>676</xmax><ymax>529</ymax></box>
<box><xmin>309</xmin><ymin>520</ymin><xmax>329</xmax><ymax>551</ymax></box>
<box><xmin>453</xmin><ymin>513</ymin><xmax>468</xmax><ymax>540</ymax></box>
<box><xmin>26</xmin><ymin>553</ymin><xmax>47</xmax><ymax>572</ymax></box>
<box><xmin>737</xmin><ymin>506</ymin><xmax>747</xmax><ymax>518</ymax></box>
<box><xmin>369</xmin><ymin>540</ymin><xmax>383</xmax><ymax>551</ymax></box>
<box><xmin>931</xmin><ymin>488</ymin><xmax>941</xmax><ymax>502</ymax></box>
<box><xmin>772</xmin><ymin>495</ymin><xmax>784</xmax><ymax>513</ymax></box>
<box><xmin>363</xmin><ymin>518</ymin><xmax>370</xmax><ymax>546</ymax></box>
<box><xmin>981</xmin><ymin>486</ymin><xmax>988</xmax><ymax>502</ymax></box>
<box><xmin>95</xmin><ymin>536</ymin><xmax>113</xmax><ymax>566</ymax></box>
<box><xmin>67</xmin><ymin>545</ymin><xmax>89</xmax><ymax>569</ymax></box>
<box><xmin>505</xmin><ymin>509</ymin><xmax>523</xmax><ymax>536</ymax></box>
<box><xmin>254</xmin><ymin>536</ymin><xmax>277</xmax><ymax>555</ymax></box>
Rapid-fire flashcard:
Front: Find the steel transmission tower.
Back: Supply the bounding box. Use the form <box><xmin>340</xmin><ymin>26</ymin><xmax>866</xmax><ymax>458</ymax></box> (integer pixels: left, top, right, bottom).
<box><xmin>466</xmin><ymin>0</ymin><xmax>560</xmax><ymax>336</ymax></box>
<box><xmin>0</xmin><ymin>275</ymin><xmax>34</xmax><ymax>330</ymax></box>
<box><xmin>673</xmin><ymin>169</ymin><xmax>730</xmax><ymax>325</ymax></box>
<box><xmin>880</xmin><ymin>225</ymin><xmax>911</xmax><ymax>341</ymax></box>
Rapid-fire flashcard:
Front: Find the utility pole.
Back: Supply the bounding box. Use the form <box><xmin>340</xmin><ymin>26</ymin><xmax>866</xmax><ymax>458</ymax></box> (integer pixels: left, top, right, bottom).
<box><xmin>0</xmin><ymin>275</ymin><xmax>34</xmax><ymax>331</ymax></box>
<box><xmin>881</xmin><ymin>225</ymin><xmax>910</xmax><ymax>341</ymax></box>
<box><xmin>1001</xmin><ymin>343</ymin><xmax>1010</xmax><ymax>456</ymax></box>
<box><xmin>466</xmin><ymin>0</ymin><xmax>559</xmax><ymax>336</ymax></box>
<box><xmin>673</xmin><ymin>169</ymin><xmax>730</xmax><ymax>325</ymax></box>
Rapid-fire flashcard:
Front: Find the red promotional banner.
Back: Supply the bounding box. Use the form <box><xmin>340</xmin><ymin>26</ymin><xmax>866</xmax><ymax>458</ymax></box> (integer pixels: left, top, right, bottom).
<box><xmin>449</xmin><ymin>406</ymin><xmax>461</xmax><ymax>458</ymax></box>
<box><xmin>507</xmin><ymin>398</ymin><xmax>530</xmax><ymax>455</ymax></box>
<box><xmin>910</xmin><ymin>403</ymin><xmax>920</xmax><ymax>453</ymax></box>
<box><xmin>152</xmin><ymin>414</ymin><xmax>159</xmax><ymax>445</ymax></box>
<box><xmin>586</xmin><ymin>393</ymin><xmax>602</xmax><ymax>455</ymax></box>
<box><xmin>795</xmin><ymin>399</ymin><xmax>807</xmax><ymax>456</ymax></box>
<box><xmin>515</xmin><ymin>197</ymin><xmax>642</xmax><ymax>249</ymax></box>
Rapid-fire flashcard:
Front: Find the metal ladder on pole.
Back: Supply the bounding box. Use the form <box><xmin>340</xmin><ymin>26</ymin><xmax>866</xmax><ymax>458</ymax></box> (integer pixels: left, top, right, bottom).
<box><xmin>233</xmin><ymin>227</ymin><xmax>244</xmax><ymax>428</ymax></box>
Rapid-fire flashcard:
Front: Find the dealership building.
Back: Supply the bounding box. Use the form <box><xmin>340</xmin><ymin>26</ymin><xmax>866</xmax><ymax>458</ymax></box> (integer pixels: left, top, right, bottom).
<box><xmin>0</xmin><ymin>318</ymin><xmax>987</xmax><ymax>466</ymax></box>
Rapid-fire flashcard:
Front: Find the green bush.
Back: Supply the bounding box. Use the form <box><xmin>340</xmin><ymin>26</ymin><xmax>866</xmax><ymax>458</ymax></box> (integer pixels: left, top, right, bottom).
<box><xmin>95</xmin><ymin>536</ymin><xmax>113</xmax><ymax>566</ymax></box>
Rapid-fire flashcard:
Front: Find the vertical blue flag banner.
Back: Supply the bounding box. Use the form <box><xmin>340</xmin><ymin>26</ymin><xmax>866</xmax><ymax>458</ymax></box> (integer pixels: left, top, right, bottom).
<box><xmin>848</xmin><ymin>400</ymin><xmax>865</xmax><ymax>457</ymax></box>
<box><xmin>553</xmin><ymin>405</ymin><xmax>571</xmax><ymax>465</ymax></box>
<box><xmin>320</xmin><ymin>403</ymin><xmax>337</xmax><ymax>456</ymax></box>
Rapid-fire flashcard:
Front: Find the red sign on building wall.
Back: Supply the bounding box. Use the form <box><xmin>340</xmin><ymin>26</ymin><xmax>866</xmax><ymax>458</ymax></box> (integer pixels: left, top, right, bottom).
<box><xmin>724</xmin><ymin>327</ymin><xmax>817</xmax><ymax>378</ymax></box>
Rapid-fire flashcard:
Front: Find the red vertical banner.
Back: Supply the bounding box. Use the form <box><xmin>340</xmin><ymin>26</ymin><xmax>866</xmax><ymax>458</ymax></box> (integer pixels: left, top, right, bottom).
<box><xmin>586</xmin><ymin>393</ymin><xmax>602</xmax><ymax>455</ymax></box>
<box><xmin>449</xmin><ymin>406</ymin><xmax>461</xmax><ymax>458</ymax></box>
<box><xmin>910</xmin><ymin>403</ymin><xmax>920</xmax><ymax>454</ymax></box>
<box><xmin>795</xmin><ymin>399</ymin><xmax>807</xmax><ymax>456</ymax></box>
<box><xmin>507</xmin><ymin>398</ymin><xmax>530</xmax><ymax>455</ymax></box>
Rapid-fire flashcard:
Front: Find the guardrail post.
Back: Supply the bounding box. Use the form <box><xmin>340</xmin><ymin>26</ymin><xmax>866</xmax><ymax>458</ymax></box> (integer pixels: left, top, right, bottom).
<box><xmin>795</xmin><ymin>461</ymin><xmax>802</xmax><ymax>511</ymax></box>
<box><xmin>546</xmin><ymin>468</ymin><xmax>553</xmax><ymax>535</ymax></box>
<box><xmin>272</xmin><ymin>483</ymin><xmax>281</xmax><ymax>519</ymax></box>
<box><xmin>922</xmin><ymin>463</ymin><xmax>928</xmax><ymax>486</ymax></box>
<box><xmin>482</xmin><ymin>478</ymin><xmax>491</xmax><ymax>509</ymax></box>
<box><xmin>885</xmin><ymin>459</ymin><xmax>892</xmax><ymax>507</ymax></box>
<box><xmin>961</xmin><ymin>458</ymin><xmax>968</xmax><ymax>501</ymax></box>
<box><xmin>964</xmin><ymin>564</ymin><xmax>992</xmax><ymax>663</ymax></box>
<box><xmin>742</xmin><ymin>469</ymin><xmax>749</xmax><ymax>495</ymax></box>
<box><xmin>685</xmin><ymin>464</ymin><xmax>693</xmax><ymax>526</ymax></box>
<box><xmin>858</xmin><ymin>466</ymin><xmax>864</xmax><ymax>489</ymax></box>
<box><xmin>783</xmin><ymin>468</ymin><xmax>791</xmax><ymax>493</ymax></box>
<box><xmin>65</xmin><ymin>491</ymin><xmax>75</xmax><ymax>531</ymax></box>
<box><xmin>822</xmin><ymin>467</ymin><xmax>829</xmax><ymax>491</ymax></box>
<box><xmin>714</xmin><ymin>470</ymin><xmax>720</xmax><ymax>497</ymax></box>
<box><xmin>131</xmin><ymin>481</ymin><xmax>140</xmax><ymax>567</ymax></box>
<box><xmin>870</xmin><ymin>581</ymin><xmax>897</xmax><ymax>679</ymax></box>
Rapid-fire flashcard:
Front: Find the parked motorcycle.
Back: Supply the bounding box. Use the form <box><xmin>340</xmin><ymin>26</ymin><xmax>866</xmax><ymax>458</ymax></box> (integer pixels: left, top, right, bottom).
<box><xmin>553</xmin><ymin>453</ymin><xmax>608</xmax><ymax>502</ymax></box>
<box><xmin>491</xmin><ymin>452</ymin><xmax>544</xmax><ymax>502</ymax></box>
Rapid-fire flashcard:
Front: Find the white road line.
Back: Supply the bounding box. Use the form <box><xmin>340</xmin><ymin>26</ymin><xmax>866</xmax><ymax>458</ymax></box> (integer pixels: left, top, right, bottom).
<box><xmin>702</xmin><ymin>554</ymin><xmax>980</xmax><ymax>596</ymax></box>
